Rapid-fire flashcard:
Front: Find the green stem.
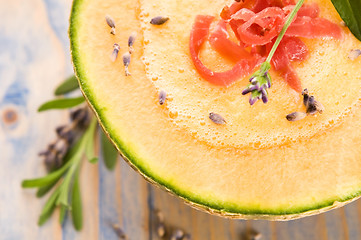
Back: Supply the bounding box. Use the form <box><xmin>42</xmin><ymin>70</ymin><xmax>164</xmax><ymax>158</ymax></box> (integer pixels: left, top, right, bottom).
<box><xmin>56</xmin><ymin>118</ymin><xmax>97</xmax><ymax>207</ymax></box>
<box><xmin>266</xmin><ymin>0</ymin><xmax>305</xmax><ymax>63</ymax></box>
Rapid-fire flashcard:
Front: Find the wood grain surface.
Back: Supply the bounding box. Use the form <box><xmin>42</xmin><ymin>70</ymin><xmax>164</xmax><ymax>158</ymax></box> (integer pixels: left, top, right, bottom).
<box><xmin>1</xmin><ymin>0</ymin><xmax>360</xmax><ymax>239</ymax></box>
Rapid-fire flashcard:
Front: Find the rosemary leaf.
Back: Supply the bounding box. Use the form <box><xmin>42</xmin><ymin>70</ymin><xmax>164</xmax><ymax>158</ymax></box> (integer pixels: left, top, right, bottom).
<box><xmin>71</xmin><ymin>168</ymin><xmax>83</xmax><ymax>231</ymax></box>
<box><xmin>38</xmin><ymin>97</ymin><xmax>85</xmax><ymax>112</ymax></box>
<box><xmin>36</xmin><ymin>181</ymin><xmax>58</xmax><ymax>198</ymax></box>
<box><xmin>85</xmin><ymin>120</ymin><xmax>98</xmax><ymax>163</ymax></box>
<box><xmin>101</xmin><ymin>130</ymin><xmax>118</xmax><ymax>170</ymax></box>
<box><xmin>89</xmin><ymin>157</ymin><xmax>99</xmax><ymax>164</ymax></box>
<box><xmin>59</xmin><ymin>205</ymin><xmax>67</xmax><ymax>224</ymax></box>
<box><xmin>38</xmin><ymin>188</ymin><xmax>61</xmax><ymax>226</ymax></box>
<box><xmin>22</xmin><ymin>162</ymin><xmax>71</xmax><ymax>188</ymax></box>
<box><xmin>54</xmin><ymin>75</ymin><xmax>79</xmax><ymax>96</ymax></box>
<box><xmin>331</xmin><ymin>0</ymin><xmax>361</xmax><ymax>41</ymax></box>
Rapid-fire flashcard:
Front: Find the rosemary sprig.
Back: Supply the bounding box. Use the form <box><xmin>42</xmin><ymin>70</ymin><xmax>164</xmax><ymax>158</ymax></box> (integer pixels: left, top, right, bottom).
<box><xmin>242</xmin><ymin>0</ymin><xmax>305</xmax><ymax>105</ymax></box>
<box><xmin>54</xmin><ymin>75</ymin><xmax>79</xmax><ymax>96</ymax></box>
<box><xmin>21</xmin><ymin>75</ymin><xmax>119</xmax><ymax>230</ymax></box>
<box><xmin>38</xmin><ymin>96</ymin><xmax>85</xmax><ymax>112</ymax></box>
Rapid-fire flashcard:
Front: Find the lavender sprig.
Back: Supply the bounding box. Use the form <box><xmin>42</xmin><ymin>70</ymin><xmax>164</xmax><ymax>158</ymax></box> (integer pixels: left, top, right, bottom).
<box><xmin>242</xmin><ymin>62</ymin><xmax>271</xmax><ymax>105</ymax></box>
<box><xmin>242</xmin><ymin>0</ymin><xmax>305</xmax><ymax>105</ymax></box>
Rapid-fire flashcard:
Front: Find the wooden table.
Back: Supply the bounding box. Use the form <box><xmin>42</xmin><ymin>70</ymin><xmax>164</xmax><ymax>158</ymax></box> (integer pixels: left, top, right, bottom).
<box><xmin>1</xmin><ymin>0</ymin><xmax>360</xmax><ymax>239</ymax></box>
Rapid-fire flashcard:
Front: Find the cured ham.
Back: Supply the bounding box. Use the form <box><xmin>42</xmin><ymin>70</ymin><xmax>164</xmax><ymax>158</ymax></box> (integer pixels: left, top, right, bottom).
<box><xmin>190</xmin><ymin>0</ymin><xmax>342</xmax><ymax>91</ymax></box>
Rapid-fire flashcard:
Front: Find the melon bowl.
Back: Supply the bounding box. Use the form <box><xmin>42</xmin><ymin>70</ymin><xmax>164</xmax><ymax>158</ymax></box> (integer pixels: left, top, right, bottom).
<box><xmin>70</xmin><ymin>0</ymin><xmax>361</xmax><ymax>220</ymax></box>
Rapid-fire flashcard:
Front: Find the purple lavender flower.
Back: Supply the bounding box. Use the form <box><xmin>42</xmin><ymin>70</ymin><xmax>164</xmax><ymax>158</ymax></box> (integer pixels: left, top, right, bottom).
<box><xmin>242</xmin><ymin>62</ymin><xmax>272</xmax><ymax>105</ymax></box>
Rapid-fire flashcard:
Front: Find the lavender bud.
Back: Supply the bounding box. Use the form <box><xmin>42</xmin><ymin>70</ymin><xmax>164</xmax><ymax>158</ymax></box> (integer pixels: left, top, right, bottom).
<box><xmin>242</xmin><ymin>84</ymin><xmax>258</xmax><ymax>95</ymax></box>
<box><xmin>150</xmin><ymin>16</ymin><xmax>169</xmax><ymax>25</ymax></box>
<box><xmin>71</xmin><ymin>108</ymin><xmax>85</xmax><ymax>122</ymax></box>
<box><xmin>170</xmin><ymin>229</ymin><xmax>184</xmax><ymax>240</ymax></box>
<box><xmin>249</xmin><ymin>96</ymin><xmax>258</xmax><ymax>105</ymax></box>
<box><xmin>286</xmin><ymin>112</ymin><xmax>307</xmax><ymax>121</ymax></box>
<box><xmin>261</xmin><ymin>93</ymin><xmax>268</xmax><ymax>103</ymax></box>
<box><xmin>53</xmin><ymin>154</ymin><xmax>63</xmax><ymax>170</ymax></box>
<box><xmin>110</xmin><ymin>43</ymin><xmax>120</xmax><ymax>62</ymax></box>
<box><xmin>56</xmin><ymin>125</ymin><xmax>67</xmax><ymax>137</ymax></box>
<box><xmin>56</xmin><ymin>125</ymin><xmax>74</xmax><ymax>142</ymax></box>
<box><xmin>242</xmin><ymin>88</ymin><xmax>251</xmax><ymax>95</ymax></box>
<box><xmin>158</xmin><ymin>90</ymin><xmax>167</xmax><ymax>105</ymax></box>
<box><xmin>306</xmin><ymin>96</ymin><xmax>318</xmax><ymax>114</ymax></box>
<box><xmin>39</xmin><ymin>150</ymin><xmax>49</xmax><ymax>156</ymax></box>
<box><xmin>112</xmin><ymin>224</ymin><xmax>126</xmax><ymax>239</ymax></box>
<box><xmin>122</xmin><ymin>52</ymin><xmax>131</xmax><ymax>76</ymax></box>
<box><xmin>128</xmin><ymin>32</ymin><xmax>137</xmax><ymax>54</ymax></box>
<box><xmin>302</xmin><ymin>88</ymin><xmax>309</xmax><ymax>107</ymax></box>
<box><xmin>266</xmin><ymin>78</ymin><xmax>271</xmax><ymax>88</ymax></box>
<box><xmin>250</xmin><ymin>232</ymin><xmax>263</xmax><ymax>240</ymax></box>
<box><xmin>348</xmin><ymin>49</ymin><xmax>361</xmax><ymax>60</ymax></box>
<box><xmin>156</xmin><ymin>223</ymin><xmax>166</xmax><ymax>237</ymax></box>
<box><xmin>209</xmin><ymin>112</ymin><xmax>227</xmax><ymax>125</ymax></box>
<box><xmin>183</xmin><ymin>234</ymin><xmax>192</xmax><ymax>240</ymax></box>
<box><xmin>307</xmin><ymin>99</ymin><xmax>324</xmax><ymax>115</ymax></box>
<box><xmin>57</xmin><ymin>141</ymin><xmax>68</xmax><ymax>157</ymax></box>
<box><xmin>314</xmin><ymin>100</ymin><xmax>324</xmax><ymax>113</ymax></box>
<box><xmin>105</xmin><ymin>15</ymin><xmax>116</xmax><ymax>35</ymax></box>
<box><xmin>77</xmin><ymin>111</ymin><xmax>90</xmax><ymax>129</ymax></box>
<box><xmin>261</xmin><ymin>87</ymin><xmax>267</xmax><ymax>96</ymax></box>
<box><xmin>156</xmin><ymin>210</ymin><xmax>164</xmax><ymax>223</ymax></box>
<box><xmin>44</xmin><ymin>149</ymin><xmax>58</xmax><ymax>171</ymax></box>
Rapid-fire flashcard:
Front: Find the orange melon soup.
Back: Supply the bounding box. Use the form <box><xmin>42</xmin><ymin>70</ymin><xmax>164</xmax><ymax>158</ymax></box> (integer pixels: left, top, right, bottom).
<box><xmin>70</xmin><ymin>0</ymin><xmax>361</xmax><ymax>219</ymax></box>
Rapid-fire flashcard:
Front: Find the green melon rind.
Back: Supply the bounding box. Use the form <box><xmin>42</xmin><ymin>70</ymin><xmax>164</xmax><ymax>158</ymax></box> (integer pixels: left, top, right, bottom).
<box><xmin>69</xmin><ymin>0</ymin><xmax>361</xmax><ymax>219</ymax></box>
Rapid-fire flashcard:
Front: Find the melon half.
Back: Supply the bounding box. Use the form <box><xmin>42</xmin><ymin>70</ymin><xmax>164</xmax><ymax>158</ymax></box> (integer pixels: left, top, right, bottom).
<box><xmin>70</xmin><ymin>0</ymin><xmax>361</xmax><ymax>219</ymax></box>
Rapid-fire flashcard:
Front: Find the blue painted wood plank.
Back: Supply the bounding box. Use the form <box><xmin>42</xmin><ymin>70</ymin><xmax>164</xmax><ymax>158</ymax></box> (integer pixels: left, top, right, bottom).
<box><xmin>119</xmin><ymin>159</ymin><xmax>150</xmax><ymax>240</ymax></box>
<box><xmin>344</xmin><ymin>201</ymin><xmax>361</xmax><ymax>240</ymax></box>
<box><xmin>274</xmin><ymin>215</ymin><xmax>328</xmax><ymax>240</ymax></box>
<box><xmin>0</xmin><ymin>0</ymin><xmax>70</xmax><ymax>239</ymax></box>
<box><xmin>97</xmin><ymin>147</ymin><xmax>122</xmax><ymax>240</ymax></box>
<box><xmin>324</xmin><ymin>208</ymin><xmax>349</xmax><ymax>240</ymax></box>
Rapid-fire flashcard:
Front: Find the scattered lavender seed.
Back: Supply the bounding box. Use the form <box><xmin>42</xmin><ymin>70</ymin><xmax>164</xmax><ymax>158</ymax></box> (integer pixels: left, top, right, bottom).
<box><xmin>122</xmin><ymin>52</ymin><xmax>131</xmax><ymax>76</ymax></box>
<box><xmin>156</xmin><ymin>210</ymin><xmax>164</xmax><ymax>223</ymax></box>
<box><xmin>156</xmin><ymin>223</ymin><xmax>166</xmax><ymax>238</ymax></box>
<box><xmin>158</xmin><ymin>90</ymin><xmax>167</xmax><ymax>105</ymax></box>
<box><xmin>110</xmin><ymin>43</ymin><xmax>120</xmax><ymax>62</ymax></box>
<box><xmin>286</xmin><ymin>112</ymin><xmax>307</xmax><ymax>121</ymax></box>
<box><xmin>348</xmin><ymin>49</ymin><xmax>361</xmax><ymax>60</ymax></box>
<box><xmin>150</xmin><ymin>16</ymin><xmax>169</xmax><ymax>25</ymax></box>
<box><xmin>302</xmin><ymin>88</ymin><xmax>309</xmax><ymax>107</ymax></box>
<box><xmin>105</xmin><ymin>15</ymin><xmax>116</xmax><ymax>35</ymax></box>
<box><xmin>250</xmin><ymin>232</ymin><xmax>262</xmax><ymax>240</ymax></box>
<box><xmin>306</xmin><ymin>96</ymin><xmax>318</xmax><ymax>114</ymax></box>
<box><xmin>128</xmin><ymin>32</ymin><xmax>137</xmax><ymax>54</ymax></box>
<box><xmin>302</xmin><ymin>89</ymin><xmax>324</xmax><ymax>115</ymax></box>
<box><xmin>209</xmin><ymin>112</ymin><xmax>226</xmax><ymax>125</ymax></box>
<box><xmin>170</xmin><ymin>229</ymin><xmax>184</xmax><ymax>240</ymax></box>
<box><xmin>112</xmin><ymin>224</ymin><xmax>126</xmax><ymax>239</ymax></box>
<box><xmin>182</xmin><ymin>234</ymin><xmax>192</xmax><ymax>240</ymax></box>
<box><xmin>310</xmin><ymin>100</ymin><xmax>324</xmax><ymax>114</ymax></box>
